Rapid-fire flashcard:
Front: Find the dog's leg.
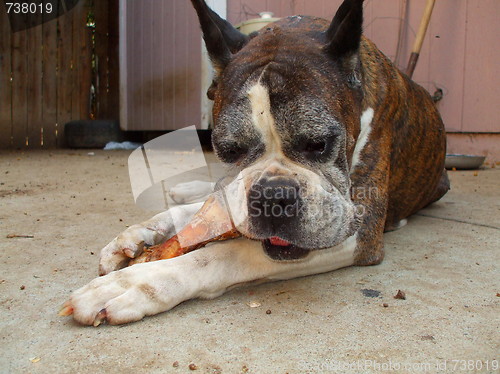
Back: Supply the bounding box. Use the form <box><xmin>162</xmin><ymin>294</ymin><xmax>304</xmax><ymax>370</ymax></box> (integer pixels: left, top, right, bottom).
<box><xmin>423</xmin><ymin>168</ymin><xmax>450</xmax><ymax>207</ymax></box>
<box><xmin>98</xmin><ymin>202</ymin><xmax>203</xmax><ymax>275</ymax></box>
<box><xmin>67</xmin><ymin>235</ymin><xmax>357</xmax><ymax>326</ymax></box>
<box><xmin>350</xmin><ymin>109</ymin><xmax>391</xmax><ymax>266</ymax></box>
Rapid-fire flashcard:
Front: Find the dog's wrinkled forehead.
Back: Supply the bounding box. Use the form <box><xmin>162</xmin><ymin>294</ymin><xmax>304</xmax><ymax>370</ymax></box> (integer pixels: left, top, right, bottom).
<box><xmin>218</xmin><ymin>28</ymin><xmax>348</xmax><ymax>104</ymax></box>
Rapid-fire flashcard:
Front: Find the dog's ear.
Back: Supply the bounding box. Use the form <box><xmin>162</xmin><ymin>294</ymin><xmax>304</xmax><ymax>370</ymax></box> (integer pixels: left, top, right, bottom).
<box><xmin>190</xmin><ymin>0</ymin><xmax>249</xmax><ymax>73</ymax></box>
<box><xmin>325</xmin><ymin>0</ymin><xmax>364</xmax><ymax>62</ymax></box>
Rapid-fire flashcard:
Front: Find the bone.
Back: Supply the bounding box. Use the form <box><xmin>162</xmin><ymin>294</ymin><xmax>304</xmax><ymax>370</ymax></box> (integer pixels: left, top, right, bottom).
<box><xmin>129</xmin><ymin>193</ymin><xmax>241</xmax><ymax>265</ymax></box>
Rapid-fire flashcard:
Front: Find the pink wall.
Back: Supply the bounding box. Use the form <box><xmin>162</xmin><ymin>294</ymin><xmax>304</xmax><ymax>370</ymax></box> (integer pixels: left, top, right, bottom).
<box><xmin>120</xmin><ymin>0</ymin><xmax>499</xmax><ymax>161</ymax></box>
<box><xmin>227</xmin><ymin>0</ymin><xmax>500</xmax><ymax>134</ymax></box>
<box><xmin>447</xmin><ymin>133</ymin><xmax>500</xmax><ymax>163</ymax></box>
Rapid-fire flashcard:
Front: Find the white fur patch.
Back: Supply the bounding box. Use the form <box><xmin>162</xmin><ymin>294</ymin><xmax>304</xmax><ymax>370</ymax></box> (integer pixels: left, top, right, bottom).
<box><xmin>386</xmin><ymin>218</ymin><xmax>408</xmax><ymax>232</ymax></box>
<box><xmin>350</xmin><ymin>107</ymin><xmax>374</xmax><ymax>173</ymax></box>
<box><xmin>269</xmin><ymin>233</ymin><xmax>358</xmax><ymax>280</ymax></box>
<box><xmin>247</xmin><ymin>82</ymin><xmax>282</xmax><ymax>154</ymax></box>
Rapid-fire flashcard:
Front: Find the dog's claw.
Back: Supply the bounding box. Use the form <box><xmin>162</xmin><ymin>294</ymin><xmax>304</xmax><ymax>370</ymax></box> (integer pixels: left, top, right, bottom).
<box><xmin>93</xmin><ymin>309</ymin><xmax>107</xmax><ymax>327</ymax></box>
<box><xmin>58</xmin><ymin>303</ymin><xmax>74</xmax><ymax>317</ymax></box>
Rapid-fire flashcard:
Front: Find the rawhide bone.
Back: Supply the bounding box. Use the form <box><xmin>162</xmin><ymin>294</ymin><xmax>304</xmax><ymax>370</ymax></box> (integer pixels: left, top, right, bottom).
<box><xmin>128</xmin><ymin>193</ymin><xmax>241</xmax><ymax>265</ymax></box>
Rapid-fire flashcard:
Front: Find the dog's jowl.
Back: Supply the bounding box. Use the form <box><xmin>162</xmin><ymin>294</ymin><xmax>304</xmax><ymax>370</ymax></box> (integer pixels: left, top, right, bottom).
<box><xmin>63</xmin><ymin>0</ymin><xmax>449</xmax><ymax>326</ymax></box>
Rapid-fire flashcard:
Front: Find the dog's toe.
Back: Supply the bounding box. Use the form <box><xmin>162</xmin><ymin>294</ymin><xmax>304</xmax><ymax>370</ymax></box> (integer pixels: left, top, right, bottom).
<box><xmin>67</xmin><ymin>272</ymin><xmax>127</xmax><ymax>325</ymax></box>
<box><xmin>98</xmin><ymin>225</ymin><xmax>163</xmax><ymax>275</ymax></box>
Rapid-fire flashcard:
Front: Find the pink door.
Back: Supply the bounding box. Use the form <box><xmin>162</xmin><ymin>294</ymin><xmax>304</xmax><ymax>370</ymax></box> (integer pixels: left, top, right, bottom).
<box><xmin>120</xmin><ymin>0</ymin><xmax>202</xmax><ymax>130</ymax></box>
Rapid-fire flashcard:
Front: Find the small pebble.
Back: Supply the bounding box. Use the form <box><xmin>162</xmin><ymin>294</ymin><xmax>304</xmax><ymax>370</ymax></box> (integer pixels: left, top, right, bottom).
<box><xmin>20</xmin><ymin>285</ymin><xmax>25</xmax><ymax>290</ymax></box>
<box><xmin>383</xmin><ymin>303</ymin><xmax>389</xmax><ymax>308</ymax></box>
<box><xmin>172</xmin><ymin>361</ymin><xmax>179</xmax><ymax>368</ymax></box>
<box><xmin>266</xmin><ymin>309</ymin><xmax>272</xmax><ymax>314</ymax></box>
<box><xmin>394</xmin><ymin>290</ymin><xmax>406</xmax><ymax>300</ymax></box>
<box><xmin>188</xmin><ymin>363</ymin><xmax>198</xmax><ymax>370</ymax></box>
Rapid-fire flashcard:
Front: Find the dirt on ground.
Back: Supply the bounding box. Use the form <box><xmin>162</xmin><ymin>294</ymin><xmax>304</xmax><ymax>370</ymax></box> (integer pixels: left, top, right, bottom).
<box><xmin>0</xmin><ymin>150</ymin><xmax>499</xmax><ymax>373</ymax></box>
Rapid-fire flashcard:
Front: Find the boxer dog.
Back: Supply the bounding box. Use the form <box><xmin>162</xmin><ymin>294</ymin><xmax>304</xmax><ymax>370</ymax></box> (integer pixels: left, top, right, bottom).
<box><xmin>63</xmin><ymin>0</ymin><xmax>449</xmax><ymax>325</ymax></box>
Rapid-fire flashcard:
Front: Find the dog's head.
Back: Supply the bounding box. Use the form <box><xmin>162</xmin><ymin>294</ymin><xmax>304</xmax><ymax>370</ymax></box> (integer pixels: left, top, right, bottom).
<box><xmin>191</xmin><ymin>0</ymin><xmax>365</xmax><ymax>260</ymax></box>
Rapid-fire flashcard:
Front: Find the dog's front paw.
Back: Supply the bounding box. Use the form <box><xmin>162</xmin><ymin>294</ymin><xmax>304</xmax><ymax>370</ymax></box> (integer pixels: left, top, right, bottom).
<box><xmin>98</xmin><ymin>224</ymin><xmax>165</xmax><ymax>275</ymax></box>
<box><xmin>98</xmin><ymin>203</ymin><xmax>203</xmax><ymax>275</ymax></box>
<box><xmin>62</xmin><ymin>263</ymin><xmax>178</xmax><ymax>326</ymax></box>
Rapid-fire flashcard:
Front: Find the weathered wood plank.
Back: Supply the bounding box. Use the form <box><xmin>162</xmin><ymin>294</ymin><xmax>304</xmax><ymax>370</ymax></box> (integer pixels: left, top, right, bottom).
<box><xmin>26</xmin><ymin>24</ymin><xmax>43</xmax><ymax>147</ymax></box>
<box><xmin>94</xmin><ymin>0</ymin><xmax>109</xmax><ymax>119</ymax></box>
<box><xmin>72</xmin><ymin>0</ymin><xmax>92</xmax><ymax>121</ymax></box>
<box><xmin>11</xmin><ymin>29</ymin><xmax>28</xmax><ymax>148</ymax></box>
<box><xmin>42</xmin><ymin>7</ymin><xmax>59</xmax><ymax>147</ymax></box>
<box><xmin>0</xmin><ymin>11</ymin><xmax>12</xmax><ymax>148</ymax></box>
<box><xmin>107</xmin><ymin>0</ymin><xmax>120</xmax><ymax>121</ymax></box>
<box><xmin>56</xmin><ymin>2</ymin><xmax>74</xmax><ymax>146</ymax></box>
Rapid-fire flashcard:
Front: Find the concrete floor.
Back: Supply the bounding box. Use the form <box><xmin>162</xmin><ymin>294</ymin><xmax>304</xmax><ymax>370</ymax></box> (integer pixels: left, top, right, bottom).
<box><xmin>0</xmin><ymin>150</ymin><xmax>498</xmax><ymax>373</ymax></box>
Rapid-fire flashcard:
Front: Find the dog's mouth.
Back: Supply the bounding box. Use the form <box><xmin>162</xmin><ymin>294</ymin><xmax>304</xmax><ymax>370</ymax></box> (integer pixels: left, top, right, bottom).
<box><xmin>262</xmin><ymin>237</ymin><xmax>311</xmax><ymax>261</ymax></box>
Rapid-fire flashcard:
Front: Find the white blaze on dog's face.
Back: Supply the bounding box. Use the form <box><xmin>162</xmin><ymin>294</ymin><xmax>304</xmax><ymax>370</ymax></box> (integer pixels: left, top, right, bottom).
<box><xmin>194</xmin><ymin>0</ymin><xmax>366</xmax><ymax>260</ymax></box>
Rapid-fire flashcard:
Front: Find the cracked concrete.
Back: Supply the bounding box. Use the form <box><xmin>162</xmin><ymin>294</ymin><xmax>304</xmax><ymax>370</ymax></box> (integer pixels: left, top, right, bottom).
<box><xmin>0</xmin><ymin>150</ymin><xmax>498</xmax><ymax>373</ymax></box>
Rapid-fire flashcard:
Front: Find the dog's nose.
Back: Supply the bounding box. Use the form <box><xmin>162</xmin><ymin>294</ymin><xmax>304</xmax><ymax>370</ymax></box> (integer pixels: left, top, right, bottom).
<box><xmin>248</xmin><ymin>177</ymin><xmax>301</xmax><ymax>221</ymax></box>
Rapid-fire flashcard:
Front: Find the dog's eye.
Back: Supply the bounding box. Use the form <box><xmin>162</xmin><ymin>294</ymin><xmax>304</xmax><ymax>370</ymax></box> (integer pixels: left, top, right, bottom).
<box><xmin>300</xmin><ymin>140</ymin><xmax>327</xmax><ymax>157</ymax></box>
<box><xmin>216</xmin><ymin>142</ymin><xmax>248</xmax><ymax>163</ymax></box>
<box><xmin>303</xmin><ymin>141</ymin><xmax>326</xmax><ymax>154</ymax></box>
<box><xmin>296</xmin><ymin>139</ymin><xmax>334</xmax><ymax>162</ymax></box>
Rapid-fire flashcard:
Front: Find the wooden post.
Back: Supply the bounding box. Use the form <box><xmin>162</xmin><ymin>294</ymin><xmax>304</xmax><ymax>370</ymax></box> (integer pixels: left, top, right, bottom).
<box><xmin>0</xmin><ymin>11</ymin><xmax>12</xmax><ymax>148</ymax></box>
<box><xmin>406</xmin><ymin>0</ymin><xmax>436</xmax><ymax>78</ymax></box>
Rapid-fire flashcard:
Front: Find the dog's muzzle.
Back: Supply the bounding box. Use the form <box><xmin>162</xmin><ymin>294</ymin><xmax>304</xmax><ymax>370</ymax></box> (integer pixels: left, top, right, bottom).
<box><xmin>248</xmin><ymin>177</ymin><xmax>302</xmax><ymax>224</ymax></box>
<box><xmin>247</xmin><ymin>177</ymin><xmax>311</xmax><ymax>260</ymax></box>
